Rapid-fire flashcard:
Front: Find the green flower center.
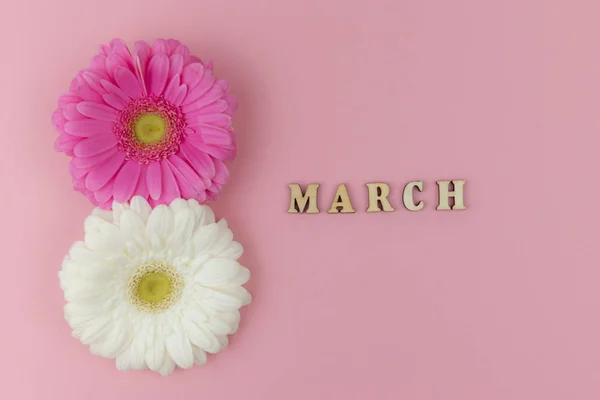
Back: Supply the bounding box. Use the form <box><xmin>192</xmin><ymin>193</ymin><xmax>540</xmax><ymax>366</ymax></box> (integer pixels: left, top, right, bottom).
<box><xmin>127</xmin><ymin>262</ymin><xmax>184</xmax><ymax>314</ymax></box>
<box><xmin>134</xmin><ymin>114</ymin><xmax>166</xmax><ymax>144</ymax></box>
<box><xmin>137</xmin><ymin>272</ymin><xmax>172</xmax><ymax>304</ymax></box>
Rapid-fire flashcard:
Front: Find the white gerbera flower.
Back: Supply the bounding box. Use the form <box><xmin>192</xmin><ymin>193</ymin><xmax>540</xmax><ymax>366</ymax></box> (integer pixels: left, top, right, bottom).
<box><xmin>59</xmin><ymin>196</ymin><xmax>251</xmax><ymax>376</ymax></box>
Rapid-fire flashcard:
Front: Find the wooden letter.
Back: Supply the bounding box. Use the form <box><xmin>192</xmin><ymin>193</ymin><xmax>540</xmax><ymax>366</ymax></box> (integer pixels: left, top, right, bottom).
<box><xmin>328</xmin><ymin>184</ymin><xmax>356</xmax><ymax>214</ymax></box>
<box><xmin>288</xmin><ymin>184</ymin><xmax>320</xmax><ymax>213</ymax></box>
<box><xmin>403</xmin><ymin>181</ymin><xmax>424</xmax><ymax>211</ymax></box>
<box><xmin>366</xmin><ymin>183</ymin><xmax>395</xmax><ymax>212</ymax></box>
<box><xmin>436</xmin><ymin>180</ymin><xmax>466</xmax><ymax>210</ymax></box>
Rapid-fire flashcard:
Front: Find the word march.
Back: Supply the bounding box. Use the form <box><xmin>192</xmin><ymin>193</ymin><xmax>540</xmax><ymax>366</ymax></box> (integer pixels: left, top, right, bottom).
<box><xmin>288</xmin><ymin>180</ymin><xmax>466</xmax><ymax>214</ymax></box>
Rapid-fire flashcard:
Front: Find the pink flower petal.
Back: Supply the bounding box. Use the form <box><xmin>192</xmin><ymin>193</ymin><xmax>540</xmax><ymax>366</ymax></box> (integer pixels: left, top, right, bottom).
<box><xmin>106</xmin><ymin>54</ymin><xmax>129</xmax><ymax>79</ymax></box>
<box><xmin>206</xmin><ymin>189</ymin><xmax>219</xmax><ymax>202</ymax></box>
<box><xmin>187</xmin><ymin>139</ymin><xmax>236</xmax><ymax>162</ymax></box>
<box><xmin>69</xmin><ymin>160</ymin><xmax>89</xmax><ymax>179</ymax></box>
<box><xmin>81</xmin><ymin>71</ymin><xmax>108</xmax><ymax>96</ymax></box>
<box><xmin>94</xmin><ymin>180</ymin><xmax>114</xmax><ymax>204</ymax></box>
<box><xmin>181</xmin><ymin>63</ymin><xmax>204</xmax><ymax>89</ymax></box>
<box><xmin>90</xmin><ymin>55</ymin><xmax>109</xmax><ymax>78</ymax></box>
<box><xmin>114</xmin><ymin>66</ymin><xmax>142</xmax><ymax>99</ymax></box>
<box><xmin>100</xmin><ymin>79</ymin><xmax>130</xmax><ymax>101</ymax></box>
<box><xmin>133</xmin><ymin>41</ymin><xmax>152</xmax><ymax>75</ymax></box>
<box><xmin>181</xmin><ymin>83</ymin><xmax>225</xmax><ymax>113</ymax></box>
<box><xmin>69</xmin><ymin>78</ymin><xmax>78</xmax><ymax>92</ymax></box>
<box><xmin>224</xmin><ymin>94</ymin><xmax>237</xmax><ymax>116</ymax></box>
<box><xmin>216</xmin><ymin>79</ymin><xmax>229</xmax><ymax>92</ymax></box>
<box><xmin>186</xmin><ymin>114</ymin><xmax>232</xmax><ymax>130</ymax></box>
<box><xmin>166</xmin><ymin>39</ymin><xmax>181</xmax><ymax>54</ymax></box>
<box><xmin>52</xmin><ymin>109</ymin><xmax>66</xmax><ymax>126</ymax></box>
<box><xmin>167</xmin><ymin>158</ymin><xmax>203</xmax><ymax>200</ymax></box>
<box><xmin>152</xmin><ymin>39</ymin><xmax>169</xmax><ymax>54</ymax></box>
<box><xmin>63</xmin><ymin>103</ymin><xmax>87</xmax><ymax>121</ymax></box>
<box><xmin>72</xmin><ymin>147</ymin><xmax>117</xmax><ymax>169</ymax></box>
<box><xmin>99</xmin><ymin>43</ymin><xmax>111</xmax><ymax>56</ymax></box>
<box><xmin>168</xmin><ymin>154</ymin><xmax>206</xmax><ymax>194</ymax></box>
<box><xmin>72</xmin><ymin>175</ymin><xmax>88</xmax><ymax>192</ymax></box>
<box><xmin>182</xmin><ymin>100</ymin><xmax>228</xmax><ymax>115</ymax></box>
<box><xmin>147</xmin><ymin>53</ymin><xmax>169</xmax><ymax>95</ymax></box>
<box><xmin>64</xmin><ymin>120</ymin><xmax>114</xmax><ymax>137</ymax></box>
<box><xmin>163</xmin><ymin>74</ymin><xmax>187</xmax><ymax>106</ymax></box>
<box><xmin>103</xmin><ymin>93</ymin><xmax>128</xmax><ymax>110</ymax></box>
<box><xmin>213</xmin><ymin>159</ymin><xmax>230</xmax><ymax>184</ymax></box>
<box><xmin>146</xmin><ymin>161</ymin><xmax>162</xmax><ymax>200</ymax></box>
<box><xmin>135</xmin><ymin>164</ymin><xmax>149</xmax><ymax>199</ymax></box>
<box><xmin>76</xmin><ymin>101</ymin><xmax>116</xmax><ymax>121</ymax></box>
<box><xmin>171</xmin><ymin>84</ymin><xmax>188</xmax><ymax>106</ymax></box>
<box><xmin>109</xmin><ymin>39</ymin><xmax>133</xmax><ymax>66</ymax></box>
<box><xmin>160</xmin><ymin>160</ymin><xmax>180</xmax><ymax>203</ymax></box>
<box><xmin>113</xmin><ymin>161</ymin><xmax>142</xmax><ymax>202</ymax></box>
<box><xmin>180</xmin><ymin>141</ymin><xmax>215</xmax><ymax>183</ymax></box>
<box><xmin>76</xmin><ymin>83</ymin><xmax>104</xmax><ymax>103</ymax></box>
<box><xmin>196</xmin><ymin>125</ymin><xmax>234</xmax><ymax>146</ymax></box>
<box><xmin>169</xmin><ymin>54</ymin><xmax>183</xmax><ymax>79</ymax></box>
<box><xmin>85</xmin><ymin>151</ymin><xmax>125</xmax><ymax>191</ymax></box>
<box><xmin>58</xmin><ymin>93</ymin><xmax>82</xmax><ymax>108</ymax></box>
<box><xmin>173</xmin><ymin>43</ymin><xmax>190</xmax><ymax>62</ymax></box>
<box><xmin>163</xmin><ymin>74</ymin><xmax>180</xmax><ymax>101</ymax></box>
<box><xmin>73</xmin><ymin>135</ymin><xmax>118</xmax><ymax>157</ymax></box>
<box><xmin>189</xmin><ymin>56</ymin><xmax>203</xmax><ymax>65</ymax></box>
<box><xmin>134</xmin><ymin>56</ymin><xmax>148</xmax><ymax>97</ymax></box>
<box><xmin>182</xmin><ymin>70</ymin><xmax>214</xmax><ymax>106</ymax></box>
<box><xmin>54</xmin><ymin>134</ymin><xmax>81</xmax><ymax>154</ymax></box>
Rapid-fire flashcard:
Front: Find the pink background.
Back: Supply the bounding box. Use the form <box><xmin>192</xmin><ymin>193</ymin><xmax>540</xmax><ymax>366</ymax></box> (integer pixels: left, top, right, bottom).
<box><xmin>2</xmin><ymin>0</ymin><xmax>600</xmax><ymax>399</ymax></box>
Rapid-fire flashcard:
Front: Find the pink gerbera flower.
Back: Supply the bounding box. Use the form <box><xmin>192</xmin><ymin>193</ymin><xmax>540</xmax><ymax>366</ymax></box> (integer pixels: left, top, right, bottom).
<box><xmin>52</xmin><ymin>39</ymin><xmax>237</xmax><ymax>208</ymax></box>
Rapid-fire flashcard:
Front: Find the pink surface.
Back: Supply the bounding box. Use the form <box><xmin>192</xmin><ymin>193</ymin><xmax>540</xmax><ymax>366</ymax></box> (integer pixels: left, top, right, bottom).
<box><xmin>1</xmin><ymin>0</ymin><xmax>599</xmax><ymax>399</ymax></box>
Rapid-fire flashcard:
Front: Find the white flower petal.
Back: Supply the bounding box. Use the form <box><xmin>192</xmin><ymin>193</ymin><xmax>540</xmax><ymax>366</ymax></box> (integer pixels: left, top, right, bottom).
<box><xmin>62</xmin><ymin>258</ymin><xmax>109</xmax><ymax>281</ymax></box>
<box><xmin>171</xmin><ymin>208</ymin><xmax>195</xmax><ymax>253</ymax></box>
<box><xmin>158</xmin><ymin>354</ymin><xmax>176</xmax><ymax>376</ymax></box>
<box><xmin>146</xmin><ymin>204</ymin><xmax>173</xmax><ymax>247</ymax></box>
<box><xmin>116</xmin><ymin>346</ymin><xmax>133</xmax><ymax>371</ymax></box>
<box><xmin>80</xmin><ymin>314</ymin><xmax>112</xmax><ymax>344</ymax></box>
<box><xmin>130</xmin><ymin>328</ymin><xmax>148</xmax><ymax>370</ymax></box>
<box><xmin>84</xmin><ymin>222</ymin><xmax>122</xmax><ymax>254</ymax></box>
<box><xmin>68</xmin><ymin>242</ymin><xmax>106</xmax><ymax>266</ymax></box>
<box><xmin>192</xmin><ymin>345</ymin><xmax>207</xmax><ymax>365</ymax></box>
<box><xmin>216</xmin><ymin>335</ymin><xmax>229</xmax><ymax>351</ymax></box>
<box><xmin>188</xmin><ymin>199</ymin><xmax>215</xmax><ymax>226</ymax></box>
<box><xmin>219</xmin><ymin>241</ymin><xmax>244</xmax><ymax>260</ymax></box>
<box><xmin>145</xmin><ymin>324</ymin><xmax>165</xmax><ymax>371</ymax></box>
<box><xmin>95</xmin><ymin>323</ymin><xmax>131</xmax><ymax>358</ymax></box>
<box><xmin>183</xmin><ymin>303</ymin><xmax>209</xmax><ymax>325</ymax></box>
<box><xmin>169</xmin><ymin>198</ymin><xmax>189</xmax><ymax>211</ymax></box>
<box><xmin>228</xmin><ymin>266</ymin><xmax>250</xmax><ymax>287</ymax></box>
<box><xmin>111</xmin><ymin>202</ymin><xmax>129</xmax><ymax>225</ymax></box>
<box><xmin>206</xmin><ymin>314</ymin><xmax>235</xmax><ymax>335</ymax></box>
<box><xmin>195</xmin><ymin>259</ymin><xmax>240</xmax><ymax>286</ymax></box>
<box><xmin>84</xmin><ymin>215</ymin><xmax>109</xmax><ymax>233</ymax></box>
<box><xmin>202</xmin><ymin>287</ymin><xmax>246</xmax><ymax>311</ymax></box>
<box><xmin>214</xmin><ymin>311</ymin><xmax>241</xmax><ymax>332</ymax></box>
<box><xmin>129</xmin><ymin>196</ymin><xmax>152</xmax><ymax>221</ymax></box>
<box><xmin>165</xmin><ymin>324</ymin><xmax>194</xmax><ymax>368</ymax></box>
<box><xmin>92</xmin><ymin>207</ymin><xmax>114</xmax><ymax>223</ymax></box>
<box><xmin>181</xmin><ymin>319</ymin><xmax>220</xmax><ymax>353</ymax></box>
<box><xmin>191</xmin><ymin>223</ymin><xmax>220</xmax><ymax>255</ymax></box>
<box><xmin>210</xmin><ymin>220</ymin><xmax>233</xmax><ymax>256</ymax></box>
<box><xmin>120</xmin><ymin>210</ymin><xmax>149</xmax><ymax>250</ymax></box>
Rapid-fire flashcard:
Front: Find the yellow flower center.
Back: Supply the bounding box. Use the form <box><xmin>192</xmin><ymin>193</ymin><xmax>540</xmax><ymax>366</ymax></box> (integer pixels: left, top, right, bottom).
<box><xmin>127</xmin><ymin>262</ymin><xmax>184</xmax><ymax>314</ymax></box>
<box><xmin>137</xmin><ymin>272</ymin><xmax>172</xmax><ymax>304</ymax></box>
<box><xmin>134</xmin><ymin>114</ymin><xmax>166</xmax><ymax>144</ymax></box>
